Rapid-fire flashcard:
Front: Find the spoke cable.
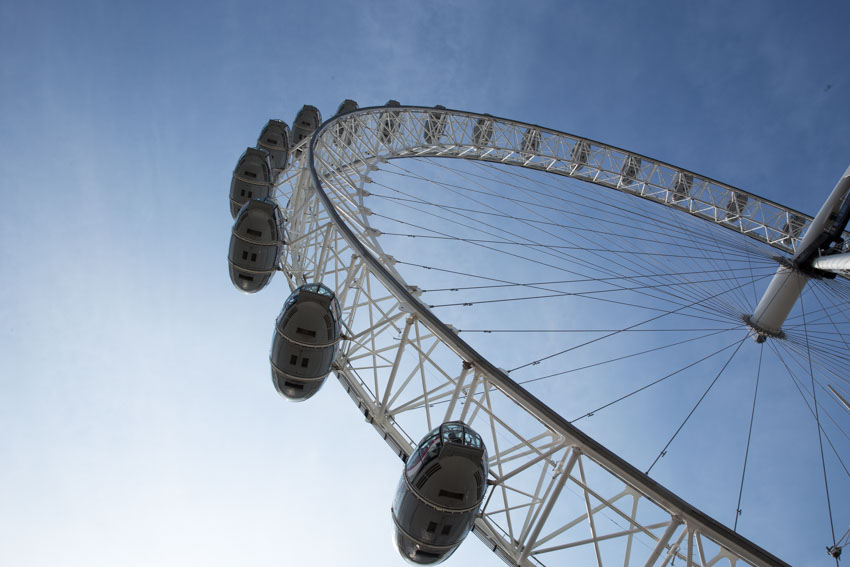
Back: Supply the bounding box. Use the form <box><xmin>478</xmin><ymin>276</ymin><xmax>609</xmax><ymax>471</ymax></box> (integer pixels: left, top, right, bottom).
<box><xmin>380</xmin><ymin>211</ymin><xmax>747</xmax><ymax>322</ymax></box>
<box><xmin>769</xmin><ymin>340</ymin><xmax>850</xmax><ymax>444</ymax></box>
<box><xmin>521</xmin><ymin>328</ymin><xmax>735</xmax><ymax>386</ymax></box>
<box><xmin>800</xmin><ymin>292</ymin><xmax>839</xmax><ymax>552</ymax></box>
<box><xmin>645</xmin><ymin>336</ymin><xmax>748</xmax><ymax>474</ymax></box>
<box><xmin>507</xmin><ymin>275</ymin><xmax>769</xmax><ymax>373</ymax></box>
<box><xmin>370</xmin><ymin>186</ymin><xmax>777</xmax><ymax>266</ymax></box>
<box><xmin>425</xmin><ymin>275</ymin><xmax>769</xmax><ymax>309</ymax></box>
<box><xmin>422</xmin><ymin>158</ymin><xmax>777</xmax><ymax>261</ymax></box>
<box><xmin>348</xmin><ymin>155</ymin><xmax>849</xmax><ymax>560</ymax></box>
<box><xmin>418</xmin><ymin>267</ymin><xmax>775</xmax><ymax>293</ymax></box>
<box><xmin>767</xmin><ymin>343</ymin><xmax>850</xmax><ymax>479</ymax></box>
<box><xmin>734</xmin><ymin>343</ymin><xmax>763</xmax><ymax>532</ymax></box>
<box><xmin>373</xmin><ymin>163</ymin><xmax>773</xmax><ymax>321</ymax></box>
<box><xmin>568</xmin><ymin>333</ymin><xmax>745</xmax><ymax>422</ymax></box>
<box><xmin>460</xmin><ymin>327</ymin><xmax>739</xmax><ymax>334</ymax></box>
<box><xmin>395</xmin><ymin>260</ymin><xmax>739</xmax><ymax>325</ymax></box>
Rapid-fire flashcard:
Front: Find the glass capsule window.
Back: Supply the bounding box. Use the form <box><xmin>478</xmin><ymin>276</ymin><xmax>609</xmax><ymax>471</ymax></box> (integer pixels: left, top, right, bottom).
<box><xmin>441</xmin><ymin>423</ymin><xmax>465</xmax><ymax>445</ymax></box>
<box><xmin>302</xmin><ymin>282</ymin><xmax>334</xmax><ymax>297</ymax></box>
<box><xmin>463</xmin><ymin>430</ymin><xmax>483</xmax><ymax>449</ymax></box>
<box><xmin>406</xmin><ymin>431</ymin><xmax>442</xmax><ymax>474</ymax></box>
<box><xmin>406</xmin><ymin>422</ymin><xmax>486</xmax><ymax>476</ymax></box>
<box><xmin>284</xmin><ymin>292</ymin><xmax>299</xmax><ymax>309</ymax></box>
<box><xmin>438</xmin><ymin>422</ymin><xmax>483</xmax><ymax>449</ymax></box>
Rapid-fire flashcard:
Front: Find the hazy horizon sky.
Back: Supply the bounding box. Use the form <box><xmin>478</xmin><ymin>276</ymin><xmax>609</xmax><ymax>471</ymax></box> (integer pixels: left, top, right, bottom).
<box><xmin>1</xmin><ymin>1</ymin><xmax>849</xmax><ymax>565</ymax></box>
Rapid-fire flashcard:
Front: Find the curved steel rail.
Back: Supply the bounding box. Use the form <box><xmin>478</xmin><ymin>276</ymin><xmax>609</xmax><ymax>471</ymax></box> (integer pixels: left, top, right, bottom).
<box><xmin>279</xmin><ymin>106</ymin><xmax>800</xmax><ymax>566</ymax></box>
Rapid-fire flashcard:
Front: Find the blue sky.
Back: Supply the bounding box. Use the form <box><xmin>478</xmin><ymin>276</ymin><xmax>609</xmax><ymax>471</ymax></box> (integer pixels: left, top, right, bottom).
<box><xmin>1</xmin><ymin>1</ymin><xmax>849</xmax><ymax>565</ymax></box>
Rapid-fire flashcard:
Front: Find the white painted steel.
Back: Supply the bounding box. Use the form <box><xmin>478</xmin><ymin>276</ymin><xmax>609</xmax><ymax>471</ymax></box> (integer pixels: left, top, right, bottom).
<box><xmin>747</xmin><ymin>166</ymin><xmax>850</xmax><ymax>337</ymax></box>
<box><xmin>794</xmin><ymin>164</ymin><xmax>850</xmax><ymax>259</ymax></box>
<box><xmin>812</xmin><ymin>252</ymin><xmax>850</xmax><ymax>274</ymax></box>
<box><xmin>268</xmin><ymin>106</ymin><xmax>816</xmax><ymax>566</ymax></box>
<box><xmin>746</xmin><ymin>266</ymin><xmax>808</xmax><ymax>338</ymax></box>
<box><xmin>828</xmin><ymin>385</ymin><xmax>850</xmax><ymax>413</ymax></box>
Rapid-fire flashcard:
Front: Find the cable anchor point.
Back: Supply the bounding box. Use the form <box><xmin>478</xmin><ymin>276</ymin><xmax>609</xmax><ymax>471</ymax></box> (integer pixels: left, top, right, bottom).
<box><xmin>826</xmin><ymin>544</ymin><xmax>841</xmax><ymax>559</ymax></box>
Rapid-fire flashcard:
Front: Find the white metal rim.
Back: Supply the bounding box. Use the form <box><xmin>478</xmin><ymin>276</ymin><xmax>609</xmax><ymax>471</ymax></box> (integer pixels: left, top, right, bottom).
<box><xmin>272</xmin><ymin>106</ymin><xmax>806</xmax><ymax>566</ymax></box>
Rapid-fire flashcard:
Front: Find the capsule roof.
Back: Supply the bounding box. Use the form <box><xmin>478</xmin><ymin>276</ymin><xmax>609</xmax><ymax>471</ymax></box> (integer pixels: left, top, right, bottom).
<box><xmin>335</xmin><ymin>99</ymin><xmax>358</xmax><ymax>115</ymax></box>
<box><xmin>404</xmin><ymin>421</ymin><xmax>488</xmax><ymax>506</ymax></box>
<box><xmin>473</xmin><ymin>115</ymin><xmax>493</xmax><ymax>146</ymax></box>
<box><xmin>424</xmin><ymin>105</ymin><xmax>446</xmax><ymax>145</ymax></box>
<box><xmin>256</xmin><ymin>119</ymin><xmax>290</xmax><ymax>173</ymax></box>
<box><xmin>332</xmin><ymin>100</ymin><xmax>360</xmax><ymax>147</ymax></box>
<box><xmin>379</xmin><ymin>101</ymin><xmax>402</xmax><ymax>144</ymax></box>
<box><xmin>291</xmin><ymin>105</ymin><xmax>322</xmax><ymax>151</ymax></box>
<box><xmin>421</xmin><ymin>421</ymin><xmax>484</xmax><ymax>450</ymax></box>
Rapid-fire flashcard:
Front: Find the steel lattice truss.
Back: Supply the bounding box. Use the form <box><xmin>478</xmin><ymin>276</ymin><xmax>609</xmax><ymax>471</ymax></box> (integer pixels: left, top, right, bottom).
<box><xmin>271</xmin><ymin>107</ymin><xmax>794</xmax><ymax>566</ymax></box>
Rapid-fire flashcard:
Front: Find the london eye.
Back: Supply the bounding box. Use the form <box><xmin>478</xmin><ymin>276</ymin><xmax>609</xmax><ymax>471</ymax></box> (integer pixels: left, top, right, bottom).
<box><xmin>228</xmin><ymin>102</ymin><xmax>850</xmax><ymax>566</ymax></box>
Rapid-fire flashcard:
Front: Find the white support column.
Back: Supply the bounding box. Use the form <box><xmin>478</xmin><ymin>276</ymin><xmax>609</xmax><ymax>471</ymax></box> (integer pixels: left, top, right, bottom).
<box><xmin>379</xmin><ymin>316</ymin><xmax>415</xmax><ymax>414</ymax></box>
<box><xmin>335</xmin><ymin>254</ymin><xmax>361</xmax><ymax>310</ymax></box>
<box><xmin>497</xmin><ymin>441</ymin><xmax>564</xmax><ymax>484</ymax></box>
<box><xmin>686</xmin><ymin>527</ymin><xmax>694</xmax><ymax>567</ymax></box>
<box><xmin>796</xmin><ymin>165</ymin><xmax>850</xmax><ymax>256</ymax></box>
<box><xmin>443</xmin><ymin>361</ymin><xmax>472</xmax><ymax>423</ymax></box>
<box><xmin>748</xmin><ymin>165</ymin><xmax>850</xmax><ymax>338</ymax></box>
<box><xmin>828</xmin><ymin>384</ymin><xmax>850</xmax><ymax>413</ymax></box>
<box><xmin>519</xmin><ymin>448</ymin><xmax>581</xmax><ymax>563</ymax></box>
<box><xmin>624</xmin><ymin>492</ymin><xmax>640</xmax><ymax>566</ymax></box>
<box><xmin>695</xmin><ymin>531</ymin><xmax>708</xmax><ymax>566</ymax></box>
<box><xmin>746</xmin><ymin>265</ymin><xmax>808</xmax><ymax>338</ymax></box>
<box><xmin>660</xmin><ymin>527</ymin><xmax>687</xmax><ymax>567</ymax></box>
<box><xmin>811</xmin><ymin>251</ymin><xmax>850</xmax><ymax>273</ymax></box>
<box><xmin>313</xmin><ymin>223</ymin><xmax>335</xmax><ymax>282</ymax></box>
<box><xmin>577</xmin><ymin>457</ymin><xmax>603</xmax><ymax>567</ymax></box>
<box><xmin>644</xmin><ymin>517</ymin><xmax>683</xmax><ymax>567</ymax></box>
<box><xmin>458</xmin><ymin>371</ymin><xmax>482</xmax><ymax>423</ymax></box>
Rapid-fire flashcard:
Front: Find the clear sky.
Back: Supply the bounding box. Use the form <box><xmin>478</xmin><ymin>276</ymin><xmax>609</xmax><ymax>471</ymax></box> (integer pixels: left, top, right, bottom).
<box><xmin>1</xmin><ymin>1</ymin><xmax>849</xmax><ymax>566</ymax></box>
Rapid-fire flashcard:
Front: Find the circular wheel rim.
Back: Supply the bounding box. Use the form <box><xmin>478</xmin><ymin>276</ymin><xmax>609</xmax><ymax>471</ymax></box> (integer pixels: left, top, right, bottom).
<box><xmin>268</xmin><ymin>105</ymin><xmax>847</xmax><ymax>566</ymax></box>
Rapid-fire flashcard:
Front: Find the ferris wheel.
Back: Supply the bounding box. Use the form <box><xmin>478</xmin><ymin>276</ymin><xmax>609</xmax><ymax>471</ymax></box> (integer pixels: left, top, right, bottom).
<box><xmin>228</xmin><ymin>102</ymin><xmax>850</xmax><ymax>566</ymax></box>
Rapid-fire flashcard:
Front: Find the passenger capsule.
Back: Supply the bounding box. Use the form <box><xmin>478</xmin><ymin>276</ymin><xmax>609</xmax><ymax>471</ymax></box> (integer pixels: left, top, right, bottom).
<box><xmin>291</xmin><ymin>105</ymin><xmax>323</xmax><ymax>155</ymax></box>
<box><xmin>782</xmin><ymin>213</ymin><xmax>806</xmax><ymax>245</ymax></box>
<box><xmin>423</xmin><ymin>105</ymin><xmax>446</xmax><ymax>145</ymax></box>
<box><xmin>230</xmin><ymin>147</ymin><xmax>273</xmax><ymax>218</ymax></box>
<box><xmin>334</xmin><ymin>99</ymin><xmax>359</xmax><ymax>146</ymax></box>
<box><xmin>256</xmin><ymin>119</ymin><xmax>291</xmax><ymax>175</ymax></box>
<box><xmin>571</xmin><ymin>139</ymin><xmax>590</xmax><ymax>167</ymax></box>
<box><xmin>724</xmin><ymin>191</ymin><xmax>749</xmax><ymax>221</ymax></box>
<box><xmin>472</xmin><ymin>115</ymin><xmax>493</xmax><ymax>147</ymax></box>
<box><xmin>228</xmin><ymin>198</ymin><xmax>283</xmax><ymax>293</ymax></box>
<box><xmin>671</xmin><ymin>171</ymin><xmax>693</xmax><ymax>202</ymax></box>
<box><xmin>620</xmin><ymin>154</ymin><xmax>642</xmax><ymax>185</ymax></box>
<box><xmin>520</xmin><ymin>127</ymin><xmax>540</xmax><ymax>158</ymax></box>
<box><xmin>392</xmin><ymin>422</ymin><xmax>488</xmax><ymax>565</ymax></box>
<box><xmin>336</xmin><ymin>99</ymin><xmax>359</xmax><ymax>115</ymax></box>
<box><xmin>270</xmin><ymin>283</ymin><xmax>342</xmax><ymax>401</ymax></box>
<box><xmin>379</xmin><ymin>100</ymin><xmax>402</xmax><ymax>144</ymax></box>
